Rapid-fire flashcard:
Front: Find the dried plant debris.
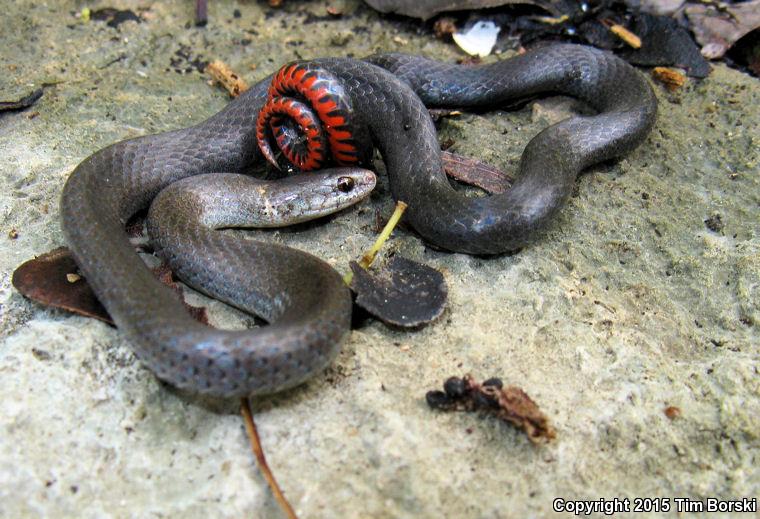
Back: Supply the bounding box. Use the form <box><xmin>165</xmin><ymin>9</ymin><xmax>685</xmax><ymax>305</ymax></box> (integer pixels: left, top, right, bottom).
<box><xmin>169</xmin><ymin>44</ymin><xmax>209</xmax><ymax>75</ymax></box>
<box><xmin>0</xmin><ymin>89</ymin><xmax>43</xmax><ymax>113</ymax></box>
<box><xmin>619</xmin><ymin>13</ymin><xmax>710</xmax><ymax>77</ymax></box>
<box><xmin>434</xmin><ymin>17</ymin><xmax>459</xmax><ymax>39</ymax></box>
<box><xmin>363</xmin><ymin>0</ymin><xmax>564</xmax><ymax>21</ymax></box>
<box><xmin>442</xmin><ymin>150</ymin><xmax>514</xmax><ymax>194</ymax></box>
<box><xmin>382</xmin><ymin>1</ymin><xmax>727</xmax><ymax>76</ymax></box>
<box><xmin>427</xmin><ymin>107</ymin><xmax>464</xmax><ymax>122</ymax></box>
<box><xmin>730</xmin><ymin>29</ymin><xmax>760</xmax><ymax>76</ymax></box>
<box><xmin>685</xmin><ymin>0</ymin><xmax>760</xmax><ymax>60</ymax></box>
<box><xmin>12</xmin><ymin>247</ymin><xmax>207</xmax><ymax>325</ymax></box>
<box><xmin>634</xmin><ymin>0</ymin><xmax>685</xmax><ymax>17</ymax></box>
<box><xmin>90</xmin><ymin>8</ymin><xmax>142</xmax><ymax>29</ymax></box>
<box><xmin>12</xmin><ymin>247</ymin><xmax>112</xmax><ymax>324</ymax></box>
<box><xmin>427</xmin><ymin>374</ymin><xmax>556</xmax><ymax>444</ymax></box>
<box><xmin>195</xmin><ymin>0</ymin><xmax>208</xmax><ymax>26</ymax></box>
<box><xmin>605</xmin><ymin>20</ymin><xmax>641</xmax><ymax>48</ymax></box>
<box><xmin>206</xmin><ymin>61</ymin><xmax>250</xmax><ymax>97</ymax></box>
<box><xmin>368</xmin><ymin>0</ymin><xmax>756</xmax><ymax>75</ymax></box>
<box><xmin>651</xmin><ymin>66</ymin><xmax>686</xmax><ymax>90</ymax></box>
<box><xmin>349</xmin><ymin>256</ymin><xmax>447</xmax><ymax>328</ymax></box>
<box><xmin>704</xmin><ymin>213</ymin><xmax>724</xmax><ymax>233</ymax></box>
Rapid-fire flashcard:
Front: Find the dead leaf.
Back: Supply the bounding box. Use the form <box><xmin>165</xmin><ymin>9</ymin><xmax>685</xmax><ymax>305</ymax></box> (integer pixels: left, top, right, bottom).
<box><xmin>362</xmin><ymin>0</ymin><xmax>560</xmax><ymax>20</ymax></box>
<box><xmin>12</xmin><ymin>247</ymin><xmax>208</xmax><ymax>326</ymax></box>
<box><xmin>621</xmin><ymin>13</ymin><xmax>711</xmax><ymax>78</ymax></box>
<box><xmin>350</xmin><ymin>256</ymin><xmax>447</xmax><ymax>328</ymax></box>
<box><xmin>686</xmin><ymin>0</ymin><xmax>760</xmax><ymax>59</ymax></box>
<box><xmin>442</xmin><ymin>150</ymin><xmax>514</xmax><ymax>194</ymax></box>
<box><xmin>12</xmin><ymin>247</ymin><xmax>112</xmax><ymax>324</ymax></box>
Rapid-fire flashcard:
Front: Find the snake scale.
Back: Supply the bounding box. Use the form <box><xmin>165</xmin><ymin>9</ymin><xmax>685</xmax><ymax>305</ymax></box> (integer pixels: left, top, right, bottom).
<box><xmin>60</xmin><ymin>44</ymin><xmax>657</xmax><ymax>397</ymax></box>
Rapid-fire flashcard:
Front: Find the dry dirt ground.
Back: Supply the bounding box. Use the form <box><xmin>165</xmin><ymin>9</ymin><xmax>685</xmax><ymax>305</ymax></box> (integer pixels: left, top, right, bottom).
<box><xmin>1</xmin><ymin>1</ymin><xmax>757</xmax><ymax>517</ymax></box>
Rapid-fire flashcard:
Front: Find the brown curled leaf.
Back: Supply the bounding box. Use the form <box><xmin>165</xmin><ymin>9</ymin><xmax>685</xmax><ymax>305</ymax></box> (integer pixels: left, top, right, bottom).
<box><xmin>350</xmin><ymin>256</ymin><xmax>447</xmax><ymax>328</ymax></box>
<box><xmin>12</xmin><ymin>247</ymin><xmax>113</xmax><ymax>324</ymax></box>
<box><xmin>426</xmin><ymin>374</ymin><xmax>556</xmax><ymax>444</ymax></box>
<box><xmin>685</xmin><ymin>0</ymin><xmax>760</xmax><ymax>60</ymax></box>
<box><xmin>206</xmin><ymin>60</ymin><xmax>249</xmax><ymax>98</ymax></box>
<box><xmin>442</xmin><ymin>150</ymin><xmax>514</xmax><ymax>194</ymax></box>
<box><xmin>12</xmin><ymin>247</ymin><xmax>208</xmax><ymax>325</ymax></box>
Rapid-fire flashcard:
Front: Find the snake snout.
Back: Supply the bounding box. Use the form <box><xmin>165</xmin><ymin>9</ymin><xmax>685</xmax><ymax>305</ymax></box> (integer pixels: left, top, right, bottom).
<box><xmin>256</xmin><ymin>62</ymin><xmax>370</xmax><ymax>173</ymax></box>
<box><xmin>340</xmin><ymin>168</ymin><xmax>376</xmax><ymax>195</ymax></box>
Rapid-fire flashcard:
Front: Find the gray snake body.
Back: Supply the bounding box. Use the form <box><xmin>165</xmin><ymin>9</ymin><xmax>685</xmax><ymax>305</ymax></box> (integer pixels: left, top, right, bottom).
<box><xmin>60</xmin><ymin>44</ymin><xmax>657</xmax><ymax>397</ymax></box>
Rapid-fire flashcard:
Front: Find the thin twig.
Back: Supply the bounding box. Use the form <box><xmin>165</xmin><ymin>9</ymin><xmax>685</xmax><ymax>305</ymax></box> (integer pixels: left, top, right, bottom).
<box><xmin>195</xmin><ymin>0</ymin><xmax>208</xmax><ymax>26</ymax></box>
<box><xmin>240</xmin><ymin>398</ymin><xmax>299</xmax><ymax>519</ymax></box>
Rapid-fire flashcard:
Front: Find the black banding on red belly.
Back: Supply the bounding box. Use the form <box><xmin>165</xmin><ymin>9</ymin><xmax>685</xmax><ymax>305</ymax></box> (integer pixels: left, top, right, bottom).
<box><xmin>256</xmin><ymin>62</ymin><xmax>363</xmax><ymax>171</ymax></box>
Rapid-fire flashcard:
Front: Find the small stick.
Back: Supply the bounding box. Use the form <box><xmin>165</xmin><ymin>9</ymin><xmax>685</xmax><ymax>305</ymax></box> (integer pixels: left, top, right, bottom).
<box><xmin>240</xmin><ymin>398</ymin><xmax>299</xmax><ymax>519</ymax></box>
<box><xmin>344</xmin><ymin>200</ymin><xmax>408</xmax><ymax>285</ymax></box>
<box><xmin>603</xmin><ymin>19</ymin><xmax>642</xmax><ymax>49</ymax></box>
<box><xmin>195</xmin><ymin>0</ymin><xmax>208</xmax><ymax>26</ymax></box>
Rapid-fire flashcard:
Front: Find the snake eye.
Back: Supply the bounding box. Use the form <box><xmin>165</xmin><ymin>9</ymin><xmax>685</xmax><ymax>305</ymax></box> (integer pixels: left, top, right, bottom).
<box><xmin>337</xmin><ymin>176</ymin><xmax>355</xmax><ymax>192</ymax></box>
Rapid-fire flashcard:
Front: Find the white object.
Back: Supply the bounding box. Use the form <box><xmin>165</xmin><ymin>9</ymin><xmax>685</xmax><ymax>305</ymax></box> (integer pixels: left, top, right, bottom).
<box><xmin>453</xmin><ymin>20</ymin><xmax>501</xmax><ymax>57</ymax></box>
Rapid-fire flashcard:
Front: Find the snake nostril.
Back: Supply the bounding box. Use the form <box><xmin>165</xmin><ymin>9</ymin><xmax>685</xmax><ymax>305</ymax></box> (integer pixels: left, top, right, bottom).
<box><xmin>337</xmin><ymin>176</ymin><xmax>355</xmax><ymax>192</ymax></box>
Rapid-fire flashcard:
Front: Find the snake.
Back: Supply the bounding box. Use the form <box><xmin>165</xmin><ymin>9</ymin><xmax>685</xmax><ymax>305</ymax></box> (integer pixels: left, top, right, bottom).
<box><xmin>60</xmin><ymin>43</ymin><xmax>657</xmax><ymax>398</ymax></box>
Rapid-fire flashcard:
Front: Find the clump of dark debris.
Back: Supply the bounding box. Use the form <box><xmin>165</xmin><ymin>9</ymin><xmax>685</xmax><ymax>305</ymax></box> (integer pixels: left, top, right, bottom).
<box><xmin>90</xmin><ymin>8</ymin><xmax>142</xmax><ymax>29</ymax></box>
<box><xmin>427</xmin><ymin>374</ymin><xmax>557</xmax><ymax>444</ymax></box>
<box><xmin>365</xmin><ymin>0</ymin><xmax>760</xmax><ymax>77</ymax></box>
<box><xmin>169</xmin><ymin>44</ymin><xmax>209</xmax><ymax>75</ymax></box>
<box><xmin>704</xmin><ymin>213</ymin><xmax>724</xmax><ymax>233</ymax></box>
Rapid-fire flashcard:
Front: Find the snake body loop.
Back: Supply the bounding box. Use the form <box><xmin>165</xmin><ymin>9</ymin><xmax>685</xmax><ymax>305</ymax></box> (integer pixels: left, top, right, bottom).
<box><xmin>259</xmin><ymin>46</ymin><xmax>657</xmax><ymax>254</ymax></box>
<box><xmin>60</xmin><ymin>44</ymin><xmax>657</xmax><ymax>397</ymax></box>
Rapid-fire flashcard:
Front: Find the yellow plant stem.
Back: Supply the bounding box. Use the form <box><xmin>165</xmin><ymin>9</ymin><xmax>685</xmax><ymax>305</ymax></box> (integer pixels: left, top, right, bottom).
<box><xmin>344</xmin><ymin>200</ymin><xmax>408</xmax><ymax>285</ymax></box>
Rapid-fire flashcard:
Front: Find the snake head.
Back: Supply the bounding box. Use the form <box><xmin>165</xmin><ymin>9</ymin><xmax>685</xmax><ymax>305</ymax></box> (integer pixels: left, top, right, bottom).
<box><xmin>273</xmin><ymin>167</ymin><xmax>377</xmax><ymax>222</ymax></box>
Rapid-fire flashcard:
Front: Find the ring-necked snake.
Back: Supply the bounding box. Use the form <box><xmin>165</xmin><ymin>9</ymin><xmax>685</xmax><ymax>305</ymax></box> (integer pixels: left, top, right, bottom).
<box><xmin>60</xmin><ymin>44</ymin><xmax>657</xmax><ymax>398</ymax></box>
